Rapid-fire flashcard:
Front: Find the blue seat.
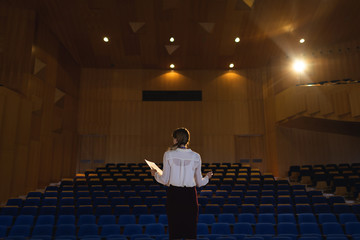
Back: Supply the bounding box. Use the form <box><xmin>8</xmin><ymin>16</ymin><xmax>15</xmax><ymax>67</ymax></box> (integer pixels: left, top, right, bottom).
<box><xmin>313</xmin><ymin>203</ymin><xmax>331</xmax><ymax>213</ymax></box>
<box><xmin>14</xmin><ymin>215</ymin><xmax>35</xmax><ymax>226</ymax></box>
<box><xmin>41</xmin><ymin>197</ymin><xmax>58</xmax><ymax>206</ymax></box>
<box><xmin>299</xmin><ymin>223</ymin><xmax>322</xmax><ymax>238</ymax></box>
<box><xmin>294</xmin><ymin>196</ymin><xmax>310</xmax><ymax>204</ymax></box>
<box><xmin>35</xmin><ymin>215</ymin><xmax>55</xmax><ymax>226</ymax></box>
<box><xmin>59</xmin><ymin>197</ymin><xmax>74</xmax><ymax>206</ymax></box>
<box><xmin>0</xmin><ymin>206</ymin><xmax>19</xmax><ymax>216</ymax></box>
<box><xmin>8</xmin><ymin>224</ymin><xmax>31</xmax><ymax>238</ymax></box>
<box><xmin>241</xmin><ymin>204</ymin><xmax>257</xmax><ymax>214</ymax></box>
<box><xmin>222</xmin><ymin>204</ymin><xmax>239</xmax><ymax>214</ymax></box>
<box><xmin>0</xmin><ymin>226</ymin><xmax>6</xmax><ymax>238</ymax></box>
<box><xmin>20</xmin><ymin>206</ymin><xmax>38</xmax><ymax>215</ymax></box>
<box><xmin>24</xmin><ymin>197</ymin><xmax>41</xmax><ymax>206</ymax></box>
<box><xmin>339</xmin><ymin>213</ymin><xmax>358</xmax><ymax>224</ymax></box>
<box><xmin>345</xmin><ymin>222</ymin><xmax>360</xmax><ymax>236</ymax></box>
<box><xmin>295</xmin><ymin>204</ymin><xmax>313</xmax><ymax>214</ymax></box>
<box><xmin>39</xmin><ymin>206</ymin><xmax>57</xmax><ymax>215</ymax></box>
<box><xmin>118</xmin><ymin>214</ymin><xmax>136</xmax><ymax>226</ymax></box>
<box><xmin>257</xmin><ymin>214</ymin><xmax>276</xmax><ymax>224</ymax></box>
<box><xmin>333</xmin><ymin>203</ymin><xmax>352</xmax><ymax>214</ymax></box>
<box><xmin>197</xmin><ymin>222</ymin><xmax>210</xmax><ymax>235</ymax></box>
<box><xmin>110</xmin><ymin>197</ymin><xmax>126</xmax><ymax>206</ymax></box>
<box><xmin>200</xmin><ymin>190</ymin><xmax>213</xmax><ymax>197</ymax></box>
<box><xmin>78</xmin><ymin>215</ymin><xmax>96</xmax><ymax>226</ymax></box>
<box><xmin>297</xmin><ymin>213</ymin><xmax>317</xmax><ymax>224</ymax></box>
<box><xmin>328</xmin><ymin>196</ymin><xmax>345</xmax><ymax>205</ymax></box>
<box><xmin>132</xmin><ymin>205</ymin><xmax>148</xmax><ymax>215</ymax></box>
<box><xmin>144</xmin><ymin>196</ymin><xmax>159</xmax><ymax>206</ymax></box>
<box><xmin>277</xmin><ymin>214</ymin><xmax>296</xmax><ymax>224</ymax></box>
<box><xmin>322</xmin><ymin>222</ymin><xmax>345</xmax><ymax>237</ymax></box>
<box><xmin>58</xmin><ymin>206</ymin><xmax>75</xmax><ymax>215</ymax></box>
<box><xmin>128</xmin><ymin>197</ymin><xmax>143</xmax><ymax>206</ymax></box>
<box><xmin>0</xmin><ymin>215</ymin><xmax>13</xmax><ymax>227</ymax></box>
<box><xmin>100</xmin><ymin>224</ymin><xmax>122</xmax><ymax>238</ymax></box>
<box><xmin>31</xmin><ymin>224</ymin><xmax>54</xmax><ymax>239</ymax></box>
<box><xmin>227</xmin><ymin>196</ymin><xmax>241</xmax><ymax>205</ymax></box>
<box><xmin>199</xmin><ymin>214</ymin><xmax>216</xmax><ymax>224</ymax></box>
<box><xmin>218</xmin><ymin>213</ymin><xmax>236</xmax><ymax>224</ymax></box>
<box><xmin>233</xmin><ymin>222</ymin><xmax>253</xmax><ymax>236</ymax></box>
<box><xmin>77</xmin><ymin>205</ymin><xmax>94</xmax><ymax>215</ymax></box>
<box><xmin>98</xmin><ymin>215</ymin><xmax>116</xmax><ymax>225</ymax></box>
<box><xmin>238</xmin><ymin>213</ymin><xmax>256</xmax><ymax>224</ymax></box>
<box><xmin>77</xmin><ymin>197</ymin><xmax>92</xmax><ymax>206</ymax></box>
<box><xmin>158</xmin><ymin>214</ymin><xmax>168</xmax><ymax>226</ymax></box>
<box><xmin>138</xmin><ymin>215</ymin><xmax>156</xmax><ymax>225</ymax></box>
<box><xmin>145</xmin><ymin>223</ymin><xmax>165</xmax><ymax>236</ymax></box>
<box><xmin>123</xmin><ymin>224</ymin><xmax>143</xmax><ymax>236</ymax></box>
<box><xmin>95</xmin><ymin>205</ymin><xmax>112</xmax><ymax>216</ymax></box>
<box><xmin>255</xmin><ymin>223</ymin><xmax>275</xmax><ymax>239</ymax></box>
<box><xmin>204</xmin><ymin>204</ymin><xmax>221</xmax><ymax>214</ymax></box>
<box><xmin>277</xmin><ymin>196</ymin><xmax>292</xmax><ymax>205</ymax></box>
<box><xmin>277</xmin><ymin>222</ymin><xmax>298</xmax><ymax>240</ymax></box>
<box><xmin>57</xmin><ymin>215</ymin><xmax>76</xmax><ymax>225</ymax></box>
<box><xmin>78</xmin><ymin>224</ymin><xmax>99</xmax><ymax>238</ymax></box>
<box><xmin>150</xmin><ymin>204</ymin><xmax>166</xmax><ymax>215</ymax></box>
<box><xmin>259</xmin><ymin>204</ymin><xmax>275</xmax><ymax>214</ymax></box>
<box><xmin>276</xmin><ymin>204</ymin><xmax>294</xmax><ymax>214</ymax></box>
<box><xmin>211</xmin><ymin>196</ymin><xmax>226</xmax><ymax>205</ymax></box>
<box><xmin>244</xmin><ymin>196</ymin><xmax>259</xmax><ymax>205</ymax></box>
<box><xmin>212</xmin><ymin>223</ymin><xmax>231</xmax><ymax>235</ymax></box>
<box><xmin>260</xmin><ymin>196</ymin><xmax>275</xmax><ymax>205</ymax></box>
<box><xmin>6</xmin><ymin>198</ymin><xmax>23</xmax><ymax>207</ymax></box>
<box><xmin>311</xmin><ymin>196</ymin><xmax>327</xmax><ymax>204</ymax></box>
<box><xmin>318</xmin><ymin>213</ymin><xmax>338</xmax><ymax>224</ymax></box>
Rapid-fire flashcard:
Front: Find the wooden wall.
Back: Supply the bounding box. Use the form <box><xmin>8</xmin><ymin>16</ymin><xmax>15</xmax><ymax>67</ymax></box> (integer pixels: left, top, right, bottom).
<box><xmin>0</xmin><ymin>3</ymin><xmax>80</xmax><ymax>203</ymax></box>
<box><xmin>78</xmin><ymin>68</ymin><xmax>266</xmax><ymax>171</ymax></box>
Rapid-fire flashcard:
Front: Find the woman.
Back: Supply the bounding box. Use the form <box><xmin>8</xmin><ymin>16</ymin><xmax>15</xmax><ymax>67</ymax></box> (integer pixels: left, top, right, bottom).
<box><xmin>151</xmin><ymin>127</ymin><xmax>213</xmax><ymax>240</ymax></box>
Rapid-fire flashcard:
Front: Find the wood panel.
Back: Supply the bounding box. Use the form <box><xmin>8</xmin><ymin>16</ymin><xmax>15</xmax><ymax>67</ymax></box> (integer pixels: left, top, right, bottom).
<box><xmin>78</xmin><ymin>68</ymin><xmax>265</xmax><ymax>168</ymax></box>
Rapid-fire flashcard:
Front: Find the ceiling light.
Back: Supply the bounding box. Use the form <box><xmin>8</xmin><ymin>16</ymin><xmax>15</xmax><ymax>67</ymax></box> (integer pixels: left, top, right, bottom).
<box><xmin>235</xmin><ymin>37</ymin><xmax>240</xmax><ymax>43</ymax></box>
<box><xmin>170</xmin><ymin>64</ymin><xmax>175</xmax><ymax>69</ymax></box>
<box><xmin>229</xmin><ymin>63</ymin><xmax>234</xmax><ymax>69</ymax></box>
<box><xmin>170</xmin><ymin>37</ymin><xmax>175</xmax><ymax>43</ymax></box>
<box><xmin>293</xmin><ymin>59</ymin><xmax>306</xmax><ymax>73</ymax></box>
<box><xmin>103</xmin><ymin>37</ymin><xmax>109</xmax><ymax>42</ymax></box>
<box><xmin>299</xmin><ymin>38</ymin><xmax>305</xmax><ymax>43</ymax></box>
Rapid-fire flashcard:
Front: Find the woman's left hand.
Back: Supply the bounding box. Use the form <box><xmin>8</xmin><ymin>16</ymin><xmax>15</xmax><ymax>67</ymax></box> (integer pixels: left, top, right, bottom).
<box><xmin>206</xmin><ymin>172</ymin><xmax>213</xmax><ymax>179</ymax></box>
<box><xmin>150</xmin><ymin>169</ymin><xmax>157</xmax><ymax>176</ymax></box>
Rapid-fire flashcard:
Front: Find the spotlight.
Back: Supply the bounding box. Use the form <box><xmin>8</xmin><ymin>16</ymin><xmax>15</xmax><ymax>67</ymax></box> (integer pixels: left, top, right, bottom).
<box><xmin>170</xmin><ymin>64</ymin><xmax>175</xmax><ymax>69</ymax></box>
<box><xmin>103</xmin><ymin>37</ymin><xmax>109</xmax><ymax>42</ymax></box>
<box><xmin>170</xmin><ymin>37</ymin><xmax>175</xmax><ymax>42</ymax></box>
<box><xmin>293</xmin><ymin>60</ymin><xmax>306</xmax><ymax>73</ymax></box>
<box><xmin>235</xmin><ymin>37</ymin><xmax>240</xmax><ymax>43</ymax></box>
<box><xmin>229</xmin><ymin>63</ymin><xmax>234</xmax><ymax>69</ymax></box>
<box><xmin>299</xmin><ymin>38</ymin><xmax>305</xmax><ymax>43</ymax></box>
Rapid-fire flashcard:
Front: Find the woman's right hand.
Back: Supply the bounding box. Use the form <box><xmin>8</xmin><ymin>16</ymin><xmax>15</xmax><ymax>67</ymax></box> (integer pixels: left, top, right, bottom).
<box><xmin>206</xmin><ymin>172</ymin><xmax>213</xmax><ymax>179</ymax></box>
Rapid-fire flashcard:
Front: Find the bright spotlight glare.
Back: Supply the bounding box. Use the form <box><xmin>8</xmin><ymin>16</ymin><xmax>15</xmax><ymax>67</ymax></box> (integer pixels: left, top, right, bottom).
<box><xmin>229</xmin><ymin>63</ymin><xmax>234</xmax><ymax>68</ymax></box>
<box><xmin>235</xmin><ymin>37</ymin><xmax>240</xmax><ymax>43</ymax></box>
<box><xmin>170</xmin><ymin>37</ymin><xmax>175</xmax><ymax>42</ymax></box>
<box><xmin>299</xmin><ymin>38</ymin><xmax>305</xmax><ymax>43</ymax></box>
<box><xmin>103</xmin><ymin>37</ymin><xmax>109</xmax><ymax>42</ymax></box>
<box><xmin>293</xmin><ymin>60</ymin><xmax>306</xmax><ymax>73</ymax></box>
<box><xmin>170</xmin><ymin>64</ymin><xmax>175</xmax><ymax>69</ymax></box>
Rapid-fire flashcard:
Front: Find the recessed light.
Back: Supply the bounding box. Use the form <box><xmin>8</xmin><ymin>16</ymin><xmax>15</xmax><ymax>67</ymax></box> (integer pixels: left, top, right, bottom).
<box><xmin>293</xmin><ymin>59</ymin><xmax>306</xmax><ymax>73</ymax></box>
<box><xmin>103</xmin><ymin>37</ymin><xmax>109</xmax><ymax>42</ymax></box>
<box><xmin>235</xmin><ymin>37</ymin><xmax>240</xmax><ymax>43</ymax></box>
<box><xmin>299</xmin><ymin>38</ymin><xmax>305</xmax><ymax>43</ymax></box>
<box><xmin>229</xmin><ymin>63</ymin><xmax>234</xmax><ymax>68</ymax></box>
<box><xmin>170</xmin><ymin>64</ymin><xmax>175</xmax><ymax>69</ymax></box>
<box><xmin>170</xmin><ymin>37</ymin><xmax>175</xmax><ymax>43</ymax></box>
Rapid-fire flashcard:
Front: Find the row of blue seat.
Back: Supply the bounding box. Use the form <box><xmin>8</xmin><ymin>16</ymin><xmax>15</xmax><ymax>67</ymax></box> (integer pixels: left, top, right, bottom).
<box><xmin>3</xmin><ymin>222</ymin><xmax>360</xmax><ymax>240</ymax></box>
<box><xmin>2</xmin><ymin>203</ymin><xmax>360</xmax><ymax>216</ymax></box>
<box><xmin>2</xmin><ymin>213</ymin><xmax>360</xmax><ymax>228</ymax></box>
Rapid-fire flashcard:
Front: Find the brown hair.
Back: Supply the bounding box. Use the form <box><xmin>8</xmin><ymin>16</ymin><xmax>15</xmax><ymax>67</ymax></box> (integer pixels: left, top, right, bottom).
<box><xmin>169</xmin><ymin>127</ymin><xmax>190</xmax><ymax>150</ymax></box>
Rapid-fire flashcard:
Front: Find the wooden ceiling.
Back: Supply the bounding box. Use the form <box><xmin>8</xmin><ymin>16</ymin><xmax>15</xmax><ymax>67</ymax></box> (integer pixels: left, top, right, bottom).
<box><xmin>15</xmin><ymin>0</ymin><xmax>360</xmax><ymax>69</ymax></box>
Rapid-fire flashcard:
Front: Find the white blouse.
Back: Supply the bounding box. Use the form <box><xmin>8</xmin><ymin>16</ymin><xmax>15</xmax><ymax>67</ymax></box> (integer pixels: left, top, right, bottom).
<box><xmin>154</xmin><ymin>148</ymin><xmax>209</xmax><ymax>187</ymax></box>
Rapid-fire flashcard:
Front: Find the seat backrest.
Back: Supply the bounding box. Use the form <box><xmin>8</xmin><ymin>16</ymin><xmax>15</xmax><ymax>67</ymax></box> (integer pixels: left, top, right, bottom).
<box><xmin>233</xmin><ymin>222</ymin><xmax>253</xmax><ymax>235</ymax></box>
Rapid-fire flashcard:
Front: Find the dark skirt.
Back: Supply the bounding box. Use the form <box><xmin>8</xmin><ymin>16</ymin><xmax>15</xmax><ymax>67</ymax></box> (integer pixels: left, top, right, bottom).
<box><xmin>166</xmin><ymin>185</ymin><xmax>199</xmax><ymax>239</ymax></box>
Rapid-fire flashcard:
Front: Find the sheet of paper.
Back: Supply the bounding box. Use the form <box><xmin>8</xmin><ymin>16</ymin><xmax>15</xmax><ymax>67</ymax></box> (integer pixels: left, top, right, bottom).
<box><xmin>145</xmin><ymin>159</ymin><xmax>163</xmax><ymax>175</ymax></box>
